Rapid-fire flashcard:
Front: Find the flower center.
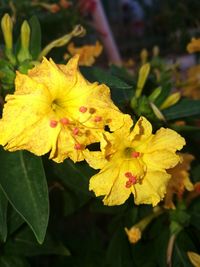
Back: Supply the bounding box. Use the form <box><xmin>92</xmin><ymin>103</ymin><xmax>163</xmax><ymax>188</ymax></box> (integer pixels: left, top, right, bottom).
<box><xmin>124</xmin><ymin>147</ymin><xmax>140</xmax><ymax>158</ymax></box>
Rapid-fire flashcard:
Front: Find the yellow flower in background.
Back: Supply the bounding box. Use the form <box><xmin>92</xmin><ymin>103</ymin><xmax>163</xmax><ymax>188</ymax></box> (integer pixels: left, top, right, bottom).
<box><xmin>0</xmin><ymin>55</ymin><xmax>130</xmax><ymax>163</ymax></box>
<box><xmin>182</xmin><ymin>65</ymin><xmax>200</xmax><ymax>100</ymax></box>
<box><xmin>125</xmin><ymin>227</ymin><xmax>141</xmax><ymax>244</ymax></box>
<box><xmin>187</xmin><ymin>38</ymin><xmax>200</xmax><ymax>53</ymax></box>
<box><xmin>164</xmin><ymin>153</ymin><xmax>194</xmax><ymax>209</ymax></box>
<box><xmin>87</xmin><ymin>116</ymin><xmax>185</xmax><ymax>206</ymax></box>
<box><xmin>67</xmin><ymin>41</ymin><xmax>103</xmax><ymax>66</ymax></box>
<box><xmin>187</xmin><ymin>252</ymin><xmax>200</xmax><ymax>267</ymax></box>
<box><xmin>125</xmin><ymin>206</ymin><xmax>163</xmax><ymax>244</ymax></box>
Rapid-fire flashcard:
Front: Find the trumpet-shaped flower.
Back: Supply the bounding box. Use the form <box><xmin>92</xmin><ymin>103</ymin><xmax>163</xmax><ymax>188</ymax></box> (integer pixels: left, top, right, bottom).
<box><xmin>187</xmin><ymin>38</ymin><xmax>200</xmax><ymax>53</ymax></box>
<box><xmin>87</xmin><ymin>117</ymin><xmax>185</xmax><ymax>206</ymax></box>
<box><xmin>164</xmin><ymin>153</ymin><xmax>194</xmax><ymax>209</ymax></box>
<box><xmin>0</xmin><ymin>55</ymin><xmax>130</xmax><ymax>162</ymax></box>
<box><xmin>182</xmin><ymin>65</ymin><xmax>200</xmax><ymax>100</ymax></box>
<box><xmin>67</xmin><ymin>41</ymin><xmax>102</xmax><ymax>66</ymax></box>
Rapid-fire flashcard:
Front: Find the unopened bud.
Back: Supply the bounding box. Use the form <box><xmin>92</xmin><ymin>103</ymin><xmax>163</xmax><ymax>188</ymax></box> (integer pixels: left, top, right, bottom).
<box><xmin>1</xmin><ymin>13</ymin><xmax>16</xmax><ymax>65</ymax></box>
<box><xmin>1</xmin><ymin>13</ymin><xmax>13</xmax><ymax>50</ymax></box>
<box><xmin>140</xmin><ymin>48</ymin><xmax>148</xmax><ymax>65</ymax></box>
<box><xmin>38</xmin><ymin>25</ymin><xmax>86</xmax><ymax>61</ymax></box>
<box><xmin>152</xmin><ymin>45</ymin><xmax>160</xmax><ymax>57</ymax></box>
<box><xmin>17</xmin><ymin>20</ymin><xmax>32</xmax><ymax>62</ymax></box>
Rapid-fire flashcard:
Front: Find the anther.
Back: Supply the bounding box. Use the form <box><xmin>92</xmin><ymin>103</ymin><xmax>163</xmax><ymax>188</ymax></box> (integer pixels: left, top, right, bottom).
<box><xmin>94</xmin><ymin>116</ymin><xmax>102</xmax><ymax>122</ymax></box>
<box><xmin>79</xmin><ymin>106</ymin><xmax>87</xmax><ymax>113</ymax></box>
<box><xmin>89</xmin><ymin>107</ymin><xmax>96</xmax><ymax>114</ymax></box>
<box><xmin>125</xmin><ymin>172</ymin><xmax>132</xmax><ymax>178</ymax></box>
<box><xmin>50</xmin><ymin>120</ymin><xmax>58</xmax><ymax>128</ymax></box>
<box><xmin>129</xmin><ymin>175</ymin><xmax>137</xmax><ymax>184</ymax></box>
<box><xmin>60</xmin><ymin>117</ymin><xmax>70</xmax><ymax>125</ymax></box>
<box><xmin>73</xmin><ymin>127</ymin><xmax>79</xmax><ymax>135</ymax></box>
<box><xmin>131</xmin><ymin>151</ymin><xmax>140</xmax><ymax>158</ymax></box>
<box><xmin>125</xmin><ymin>180</ymin><xmax>133</xmax><ymax>188</ymax></box>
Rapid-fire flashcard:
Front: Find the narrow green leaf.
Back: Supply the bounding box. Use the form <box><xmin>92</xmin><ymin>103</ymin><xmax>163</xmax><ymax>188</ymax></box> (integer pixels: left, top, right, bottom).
<box><xmin>0</xmin><ymin>149</ymin><xmax>49</xmax><ymax>243</ymax></box>
<box><xmin>29</xmin><ymin>16</ymin><xmax>41</xmax><ymax>59</ymax></box>
<box><xmin>173</xmin><ymin>232</ymin><xmax>195</xmax><ymax>267</ymax></box>
<box><xmin>0</xmin><ymin>187</ymin><xmax>8</xmax><ymax>242</ymax></box>
<box><xmin>0</xmin><ymin>256</ymin><xmax>30</xmax><ymax>267</ymax></box>
<box><xmin>81</xmin><ymin>67</ymin><xmax>132</xmax><ymax>90</ymax></box>
<box><xmin>53</xmin><ymin>159</ymin><xmax>95</xmax><ymax>196</ymax></box>
<box><xmin>106</xmin><ymin>227</ymin><xmax>133</xmax><ymax>267</ymax></box>
<box><xmin>163</xmin><ymin>99</ymin><xmax>200</xmax><ymax>120</ymax></box>
<box><xmin>5</xmin><ymin>227</ymin><xmax>70</xmax><ymax>256</ymax></box>
<box><xmin>7</xmin><ymin>205</ymin><xmax>25</xmax><ymax>235</ymax></box>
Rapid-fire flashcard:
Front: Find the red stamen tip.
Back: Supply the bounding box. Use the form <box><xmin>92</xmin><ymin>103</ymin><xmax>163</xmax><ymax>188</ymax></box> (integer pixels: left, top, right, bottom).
<box><xmin>129</xmin><ymin>175</ymin><xmax>137</xmax><ymax>184</ymax></box>
<box><xmin>125</xmin><ymin>181</ymin><xmax>132</xmax><ymax>188</ymax></box>
<box><xmin>79</xmin><ymin>106</ymin><xmax>87</xmax><ymax>113</ymax></box>
<box><xmin>73</xmin><ymin>127</ymin><xmax>79</xmax><ymax>135</ymax></box>
<box><xmin>50</xmin><ymin>120</ymin><xmax>58</xmax><ymax>128</ymax></box>
<box><xmin>125</xmin><ymin>172</ymin><xmax>132</xmax><ymax>178</ymax></box>
<box><xmin>131</xmin><ymin>151</ymin><xmax>140</xmax><ymax>158</ymax></box>
<box><xmin>74</xmin><ymin>143</ymin><xmax>82</xmax><ymax>150</ymax></box>
<box><xmin>60</xmin><ymin>117</ymin><xmax>70</xmax><ymax>125</ymax></box>
<box><xmin>94</xmin><ymin>116</ymin><xmax>102</xmax><ymax>122</ymax></box>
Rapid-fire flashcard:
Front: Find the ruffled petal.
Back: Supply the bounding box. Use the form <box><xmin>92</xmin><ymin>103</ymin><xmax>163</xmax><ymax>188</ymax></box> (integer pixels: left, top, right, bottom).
<box><xmin>133</xmin><ymin>170</ymin><xmax>171</xmax><ymax>206</ymax></box>
<box><xmin>143</xmin><ymin>150</ymin><xmax>181</xmax><ymax>170</ymax></box>
<box><xmin>146</xmin><ymin>128</ymin><xmax>185</xmax><ymax>153</ymax></box>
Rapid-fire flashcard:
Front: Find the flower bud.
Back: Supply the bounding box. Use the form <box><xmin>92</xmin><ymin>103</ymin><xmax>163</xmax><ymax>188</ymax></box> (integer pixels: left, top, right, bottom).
<box><xmin>17</xmin><ymin>20</ymin><xmax>32</xmax><ymax>62</ymax></box>
<box><xmin>1</xmin><ymin>13</ymin><xmax>13</xmax><ymax>50</ymax></box>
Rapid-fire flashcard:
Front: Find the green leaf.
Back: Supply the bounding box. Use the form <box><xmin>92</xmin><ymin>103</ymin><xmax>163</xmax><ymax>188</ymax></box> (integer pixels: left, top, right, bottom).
<box><xmin>0</xmin><ymin>256</ymin><xmax>30</xmax><ymax>267</ymax></box>
<box><xmin>0</xmin><ymin>149</ymin><xmax>49</xmax><ymax>243</ymax></box>
<box><xmin>106</xmin><ymin>227</ymin><xmax>133</xmax><ymax>267</ymax></box>
<box><xmin>173</xmin><ymin>232</ymin><xmax>195</xmax><ymax>267</ymax></box>
<box><xmin>5</xmin><ymin>227</ymin><xmax>70</xmax><ymax>256</ymax></box>
<box><xmin>163</xmin><ymin>99</ymin><xmax>200</xmax><ymax>120</ymax></box>
<box><xmin>53</xmin><ymin>159</ymin><xmax>95</xmax><ymax>196</ymax></box>
<box><xmin>0</xmin><ymin>187</ymin><xmax>8</xmax><ymax>242</ymax></box>
<box><xmin>81</xmin><ymin>67</ymin><xmax>132</xmax><ymax>90</ymax></box>
<box><xmin>189</xmin><ymin>198</ymin><xmax>200</xmax><ymax>230</ymax></box>
<box><xmin>7</xmin><ymin>206</ymin><xmax>25</xmax><ymax>235</ymax></box>
<box><xmin>29</xmin><ymin>16</ymin><xmax>41</xmax><ymax>59</ymax></box>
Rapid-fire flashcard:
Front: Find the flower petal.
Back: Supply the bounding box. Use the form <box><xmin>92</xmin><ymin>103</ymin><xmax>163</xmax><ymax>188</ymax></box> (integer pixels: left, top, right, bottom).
<box><xmin>143</xmin><ymin>150</ymin><xmax>181</xmax><ymax>170</ymax></box>
<box><xmin>146</xmin><ymin>128</ymin><xmax>185</xmax><ymax>153</ymax></box>
<box><xmin>133</xmin><ymin>170</ymin><xmax>171</xmax><ymax>206</ymax></box>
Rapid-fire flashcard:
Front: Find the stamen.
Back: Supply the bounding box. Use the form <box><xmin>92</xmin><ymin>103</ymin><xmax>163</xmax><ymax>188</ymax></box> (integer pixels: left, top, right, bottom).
<box><xmin>94</xmin><ymin>116</ymin><xmax>102</xmax><ymax>122</ymax></box>
<box><xmin>73</xmin><ymin>127</ymin><xmax>79</xmax><ymax>135</ymax></box>
<box><xmin>129</xmin><ymin>175</ymin><xmax>137</xmax><ymax>184</ymax></box>
<box><xmin>74</xmin><ymin>143</ymin><xmax>82</xmax><ymax>150</ymax></box>
<box><xmin>125</xmin><ymin>172</ymin><xmax>132</xmax><ymax>178</ymax></box>
<box><xmin>60</xmin><ymin>117</ymin><xmax>70</xmax><ymax>125</ymax></box>
<box><xmin>125</xmin><ymin>172</ymin><xmax>137</xmax><ymax>188</ymax></box>
<box><xmin>125</xmin><ymin>180</ymin><xmax>133</xmax><ymax>188</ymax></box>
<box><xmin>50</xmin><ymin>120</ymin><xmax>58</xmax><ymax>128</ymax></box>
<box><xmin>131</xmin><ymin>151</ymin><xmax>140</xmax><ymax>158</ymax></box>
<box><xmin>79</xmin><ymin>106</ymin><xmax>87</xmax><ymax>113</ymax></box>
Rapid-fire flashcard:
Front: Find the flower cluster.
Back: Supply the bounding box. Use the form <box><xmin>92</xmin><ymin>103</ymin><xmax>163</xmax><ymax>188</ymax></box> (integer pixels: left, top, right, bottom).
<box><xmin>0</xmin><ymin>55</ymin><xmax>185</xmax><ymax>206</ymax></box>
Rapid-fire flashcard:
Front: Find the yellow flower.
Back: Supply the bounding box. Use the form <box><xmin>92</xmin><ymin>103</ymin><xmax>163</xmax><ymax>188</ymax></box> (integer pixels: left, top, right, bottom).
<box><xmin>182</xmin><ymin>65</ymin><xmax>200</xmax><ymax>100</ymax></box>
<box><xmin>125</xmin><ymin>227</ymin><xmax>141</xmax><ymax>244</ymax></box>
<box><xmin>125</xmin><ymin>206</ymin><xmax>163</xmax><ymax>244</ymax></box>
<box><xmin>87</xmin><ymin>116</ymin><xmax>185</xmax><ymax>206</ymax></box>
<box><xmin>187</xmin><ymin>252</ymin><xmax>200</xmax><ymax>267</ymax></box>
<box><xmin>164</xmin><ymin>153</ymin><xmax>194</xmax><ymax>209</ymax></box>
<box><xmin>67</xmin><ymin>41</ymin><xmax>103</xmax><ymax>66</ymax></box>
<box><xmin>187</xmin><ymin>38</ymin><xmax>200</xmax><ymax>53</ymax></box>
<box><xmin>0</xmin><ymin>55</ymin><xmax>130</xmax><ymax>163</ymax></box>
